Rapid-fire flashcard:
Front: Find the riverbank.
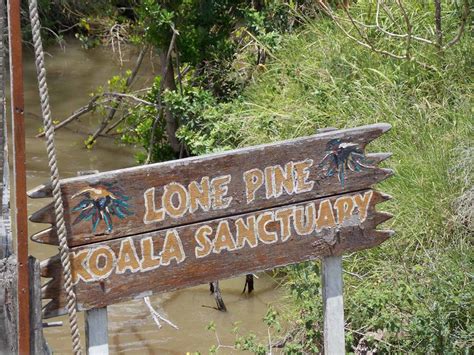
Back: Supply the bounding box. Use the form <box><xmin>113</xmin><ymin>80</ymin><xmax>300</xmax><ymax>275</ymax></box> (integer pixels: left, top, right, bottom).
<box><xmin>187</xmin><ymin>13</ymin><xmax>473</xmax><ymax>353</ymax></box>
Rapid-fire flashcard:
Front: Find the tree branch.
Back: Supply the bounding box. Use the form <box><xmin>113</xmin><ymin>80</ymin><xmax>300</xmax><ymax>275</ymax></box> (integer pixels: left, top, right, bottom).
<box><xmin>35</xmin><ymin>95</ymin><xmax>101</xmax><ymax>138</ymax></box>
<box><xmin>374</xmin><ymin>0</ymin><xmax>433</xmax><ymax>45</ymax></box>
<box><xmin>317</xmin><ymin>1</ymin><xmax>437</xmax><ymax>70</ymax></box>
<box><xmin>146</xmin><ymin>24</ymin><xmax>179</xmax><ymax>164</ymax></box>
<box><xmin>434</xmin><ymin>0</ymin><xmax>443</xmax><ymax>50</ymax></box>
<box><xmin>444</xmin><ymin>0</ymin><xmax>470</xmax><ymax>49</ymax></box>
<box><xmin>341</xmin><ymin>5</ymin><xmax>406</xmax><ymax>60</ymax></box>
<box><xmin>102</xmin><ymin>92</ymin><xmax>158</xmax><ymax>108</ymax></box>
<box><xmin>396</xmin><ymin>0</ymin><xmax>412</xmax><ymax>59</ymax></box>
<box><xmin>86</xmin><ymin>45</ymin><xmax>148</xmax><ymax>147</ymax></box>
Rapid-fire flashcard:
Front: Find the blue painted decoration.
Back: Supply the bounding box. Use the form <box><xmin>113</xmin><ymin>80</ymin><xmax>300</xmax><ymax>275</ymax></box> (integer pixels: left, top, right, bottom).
<box><xmin>318</xmin><ymin>138</ymin><xmax>374</xmax><ymax>187</ymax></box>
<box><xmin>71</xmin><ymin>183</ymin><xmax>133</xmax><ymax>233</ymax></box>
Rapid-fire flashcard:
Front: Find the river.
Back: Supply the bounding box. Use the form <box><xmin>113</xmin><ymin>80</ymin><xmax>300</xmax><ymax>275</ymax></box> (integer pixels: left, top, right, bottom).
<box><xmin>20</xmin><ymin>40</ymin><xmax>282</xmax><ymax>354</ymax></box>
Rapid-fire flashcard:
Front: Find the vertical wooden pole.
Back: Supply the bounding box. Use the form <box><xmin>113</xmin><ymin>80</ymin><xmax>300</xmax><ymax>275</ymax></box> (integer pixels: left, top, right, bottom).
<box><xmin>0</xmin><ymin>1</ymin><xmax>17</xmax><ymax>351</ymax></box>
<box><xmin>7</xmin><ymin>0</ymin><xmax>30</xmax><ymax>353</ymax></box>
<box><xmin>322</xmin><ymin>256</ymin><xmax>345</xmax><ymax>354</ymax></box>
<box><xmin>29</xmin><ymin>256</ymin><xmax>51</xmax><ymax>355</ymax></box>
<box><xmin>85</xmin><ymin>308</ymin><xmax>109</xmax><ymax>355</ymax></box>
<box><xmin>77</xmin><ymin>170</ymin><xmax>109</xmax><ymax>355</ymax></box>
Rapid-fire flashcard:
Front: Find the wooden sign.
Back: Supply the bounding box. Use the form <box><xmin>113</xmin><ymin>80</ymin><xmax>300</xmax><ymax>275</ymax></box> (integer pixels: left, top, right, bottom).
<box><xmin>29</xmin><ymin>124</ymin><xmax>394</xmax><ymax>318</ymax></box>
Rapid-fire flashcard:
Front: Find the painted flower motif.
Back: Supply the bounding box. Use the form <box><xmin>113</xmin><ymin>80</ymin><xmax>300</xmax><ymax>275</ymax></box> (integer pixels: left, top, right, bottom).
<box><xmin>71</xmin><ymin>183</ymin><xmax>133</xmax><ymax>232</ymax></box>
<box><xmin>318</xmin><ymin>138</ymin><xmax>375</xmax><ymax>187</ymax></box>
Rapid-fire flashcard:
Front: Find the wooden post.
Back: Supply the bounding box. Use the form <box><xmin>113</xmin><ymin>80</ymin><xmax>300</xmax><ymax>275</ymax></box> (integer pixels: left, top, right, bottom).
<box><xmin>77</xmin><ymin>170</ymin><xmax>109</xmax><ymax>355</ymax></box>
<box><xmin>29</xmin><ymin>256</ymin><xmax>51</xmax><ymax>355</ymax></box>
<box><xmin>0</xmin><ymin>0</ymin><xmax>17</xmax><ymax>352</ymax></box>
<box><xmin>322</xmin><ymin>256</ymin><xmax>345</xmax><ymax>354</ymax></box>
<box><xmin>8</xmin><ymin>0</ymin><xmax>30</xmax><ymax>352</ymax></box>
<box><xmin>85</xmin><ymin>308</ymin><xmax>109</xmax><ymax>355</ymax></box>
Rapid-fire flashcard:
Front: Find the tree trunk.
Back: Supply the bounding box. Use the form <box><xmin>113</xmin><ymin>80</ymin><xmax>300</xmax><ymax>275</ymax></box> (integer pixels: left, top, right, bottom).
<box><xmin>159</xmin><ymin>51</ymin><xmax>181</xmax><ymax>156</ymax></box>
<box><xmin>434</xmin><ymin>0</ymin><xmax>443</xmax><ymax>51</ymax></box>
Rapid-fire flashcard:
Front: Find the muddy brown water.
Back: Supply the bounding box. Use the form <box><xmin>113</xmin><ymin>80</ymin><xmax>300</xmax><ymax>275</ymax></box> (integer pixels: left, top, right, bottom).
<box><xmin>16</xmin><ymin>40</ymin><xmax>282</xmax><ymax>354</ymax></box>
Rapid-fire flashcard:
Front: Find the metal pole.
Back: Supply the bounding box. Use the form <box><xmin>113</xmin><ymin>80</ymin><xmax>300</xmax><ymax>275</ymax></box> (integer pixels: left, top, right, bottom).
<box><xmin>7</xmin><ymin>0</ymin><xmax>30</xmax><ymax>353</ymax></box>
<box><xmin>322</xmin><ymin>256</ymin><xmax>345</xmax><ymax>354</ymax></box>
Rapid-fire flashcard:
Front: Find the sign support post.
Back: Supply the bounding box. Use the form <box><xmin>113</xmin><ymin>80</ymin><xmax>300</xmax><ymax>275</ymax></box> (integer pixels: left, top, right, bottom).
<box><xmin>85</xmin><ymin>308</ymin><xmax>108</xmax><ymax>355</ymax></box>
<box><xmin>322</xmin><ymin>256</ymin><xmax>345</xmax><ymax>354</ymax></box>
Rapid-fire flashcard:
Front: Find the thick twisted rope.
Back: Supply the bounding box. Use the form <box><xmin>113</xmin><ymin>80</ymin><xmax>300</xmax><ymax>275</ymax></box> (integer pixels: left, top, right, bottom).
<box><xmin>28</xmin><ymin>0</ymin><xmax>83</xmax><ymax>353</ymax></box>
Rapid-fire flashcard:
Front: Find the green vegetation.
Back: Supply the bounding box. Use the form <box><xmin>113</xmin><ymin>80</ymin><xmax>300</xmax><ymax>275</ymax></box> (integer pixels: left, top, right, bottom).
<box><xmin>119</xmin><ymin>1</ymin><xmax>317</xmax><ymax>161</ymax></box>
<box><xmin>183</xmin><ymin>3</ymin><xmax>472</xmax><ymax>353</ymax></box>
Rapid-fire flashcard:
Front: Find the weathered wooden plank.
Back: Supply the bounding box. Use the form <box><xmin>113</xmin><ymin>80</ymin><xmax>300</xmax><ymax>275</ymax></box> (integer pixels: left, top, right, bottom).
<box><xmin>322</xmin><ymin>256</ymin><xmax>345</xmax><ymax>355</ymax></box>
<box><xmin>41</xmin><ymin>189</ymin><xmax>392</xmax><ymax>318</ymax></box>
<box><xmin>31</xmin><ymin>227</ymin><xmax>57</xmax><ymax>245</ymax></box>
<box><xmin>30</xmin><ymin>124</ymin><xmax>392</xmax><ymax>247</ymax></box>
<box><xmin>0</xmin><ymin>256</ymin><xmax>17</xmax><ymax>353</ymax></box>
<box><xmin>85</xmin><ymin>307</ymin><xmax>109</xmax><ymax>355</ymax></box>
<box><xmin>29</xmin><ymin>202</ymin><xmax>55</xmax><ymax>224</ymax></box>
<box><xmin>29</xmin><ymin>257</ymin><xmax>52</xmax><ymax>355</ymax></box>
<box><xmin>27</xmin><ymin>181</ymin><xmax>52</xmax><ymax>199</ymax></box>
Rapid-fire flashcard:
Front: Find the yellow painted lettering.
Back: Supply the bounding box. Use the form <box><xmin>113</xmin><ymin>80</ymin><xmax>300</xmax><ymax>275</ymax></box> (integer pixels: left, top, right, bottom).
<box><xmin>161</xmin><ymin>230</ymin><xmax>185</xmax><ymax>265</ymax></box>
<box><xmin>70</xmin><ymin>249</ymin><xmax>93</xmax><ymax>285</ymax></box>
<box><xmin>273</xmin><ymin>162</ymin><xmax>294</xmax><ymax>197</ymax></box>
<box><xmin>195</xmin><ymin>225</ymin><xmax>214</xmax><ymax>258</ymax></box>
<box><xmin>140</xmin><ymin>237</ymin><xmax>161</xmax><ymax>271</ymax></box>
<box><xmin>264</xmin><ymin>166</ymin><xmax>275</xmax><ymax>198</ymax></box>
<box><xmin>275</xmin><ymin>207</ymin><xmax>293</xmax><ymax>242</ymax></box>
<box><xmin>189</xmin><ymin>177</ymin><xmax>210</xmax><ymax>213</ymax></box>
<box><xmin>88</xmin><ymin>246</ymin><xmax>115</xmax><ymax>279</ymax></box>
<box><xmin>334</xmin><ymin>196</ymin><xmax>355</xmax><ymax>224</ymax></box>
<box><xmin>211</xmin><ymin>175</ymin><xmax>233</xmax><ymax>209</ymax></box>
<box><xmin>213</xmin><ymin>221</ymin><xmax>236</xmax><ymax>253</ymax></box>
<box><xmin>294</xmin><ymin>203</ymin><xmax>316</xmax><ymax>235</ymax></box>
<box><xmin>244</xmin><ymin>168</ymin><xmax>264</xmax><ymax>203</ymax></box>
<box><xmin>316</xmin><ymin>199</ymin><xmax>336</xmax><ymax>230</ymax></box>
<box><xmin>116</xmin><ymin>238</ymin><xmax>140</xmax><ymax>274</ymax></box>
<box><xmin>257</xmin><ymin>211</ymin><xmax>278</xmax><ymax>244</ymax></box>
<box><xmin>354</xmin><ymin>191</ymin><xmax>373</xmax><ymax>222</ymax></box>
<box><xmin>163</xmin><ymin>182</ymin><xmax>188</xmax><ymax>218</ymax></box>
<box><xmin>235</xmin><ymin>216</ymin><xmax>257</xmax><ymax>249</ymax></box>
<box><xmin>143</xmin><ymin>187</ymin><xmax>164</xmax><ymax>224</ymax></box>
<box><xmin>293</xmin><ymin>159</ymin><xmax>314</xmax><ymax>193</ymax></box>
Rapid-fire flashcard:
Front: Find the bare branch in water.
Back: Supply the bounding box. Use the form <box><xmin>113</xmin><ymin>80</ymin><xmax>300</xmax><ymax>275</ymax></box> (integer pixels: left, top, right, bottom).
<box><xmin>143</xmin><ymin>296</ymin><xmax>178</xmax><ymax>330</ymax></box>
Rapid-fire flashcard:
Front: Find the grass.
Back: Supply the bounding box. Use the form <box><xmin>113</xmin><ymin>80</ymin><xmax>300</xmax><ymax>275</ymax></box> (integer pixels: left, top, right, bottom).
<box><xmin>193</xmin><ymin>6</ymin><xmax>473</xmax><ymax>353</ymax></box>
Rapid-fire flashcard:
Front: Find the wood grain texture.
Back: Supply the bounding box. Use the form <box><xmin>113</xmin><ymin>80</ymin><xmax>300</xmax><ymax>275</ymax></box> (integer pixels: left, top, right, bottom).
<box><xmin>29</xmin><ymin>257</ymin><xmax>51</xmax><ymax>355</ymax></box>
<box><xmin>40</xmin><ymin>189</ymin><xmax>393</xmax><ymax>318</ymax></box>
<box><xmin>30</xmin><ymin>124</ymin><xmax>392</xmax><ymax>247</ymax></box>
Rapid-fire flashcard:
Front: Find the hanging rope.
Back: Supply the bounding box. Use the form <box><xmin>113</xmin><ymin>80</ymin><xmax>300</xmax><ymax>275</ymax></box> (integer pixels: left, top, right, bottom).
<box><xmin>28</xmin><ymin>0</ymin><xmax>83</xmax><ymax>353</ymax></box>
